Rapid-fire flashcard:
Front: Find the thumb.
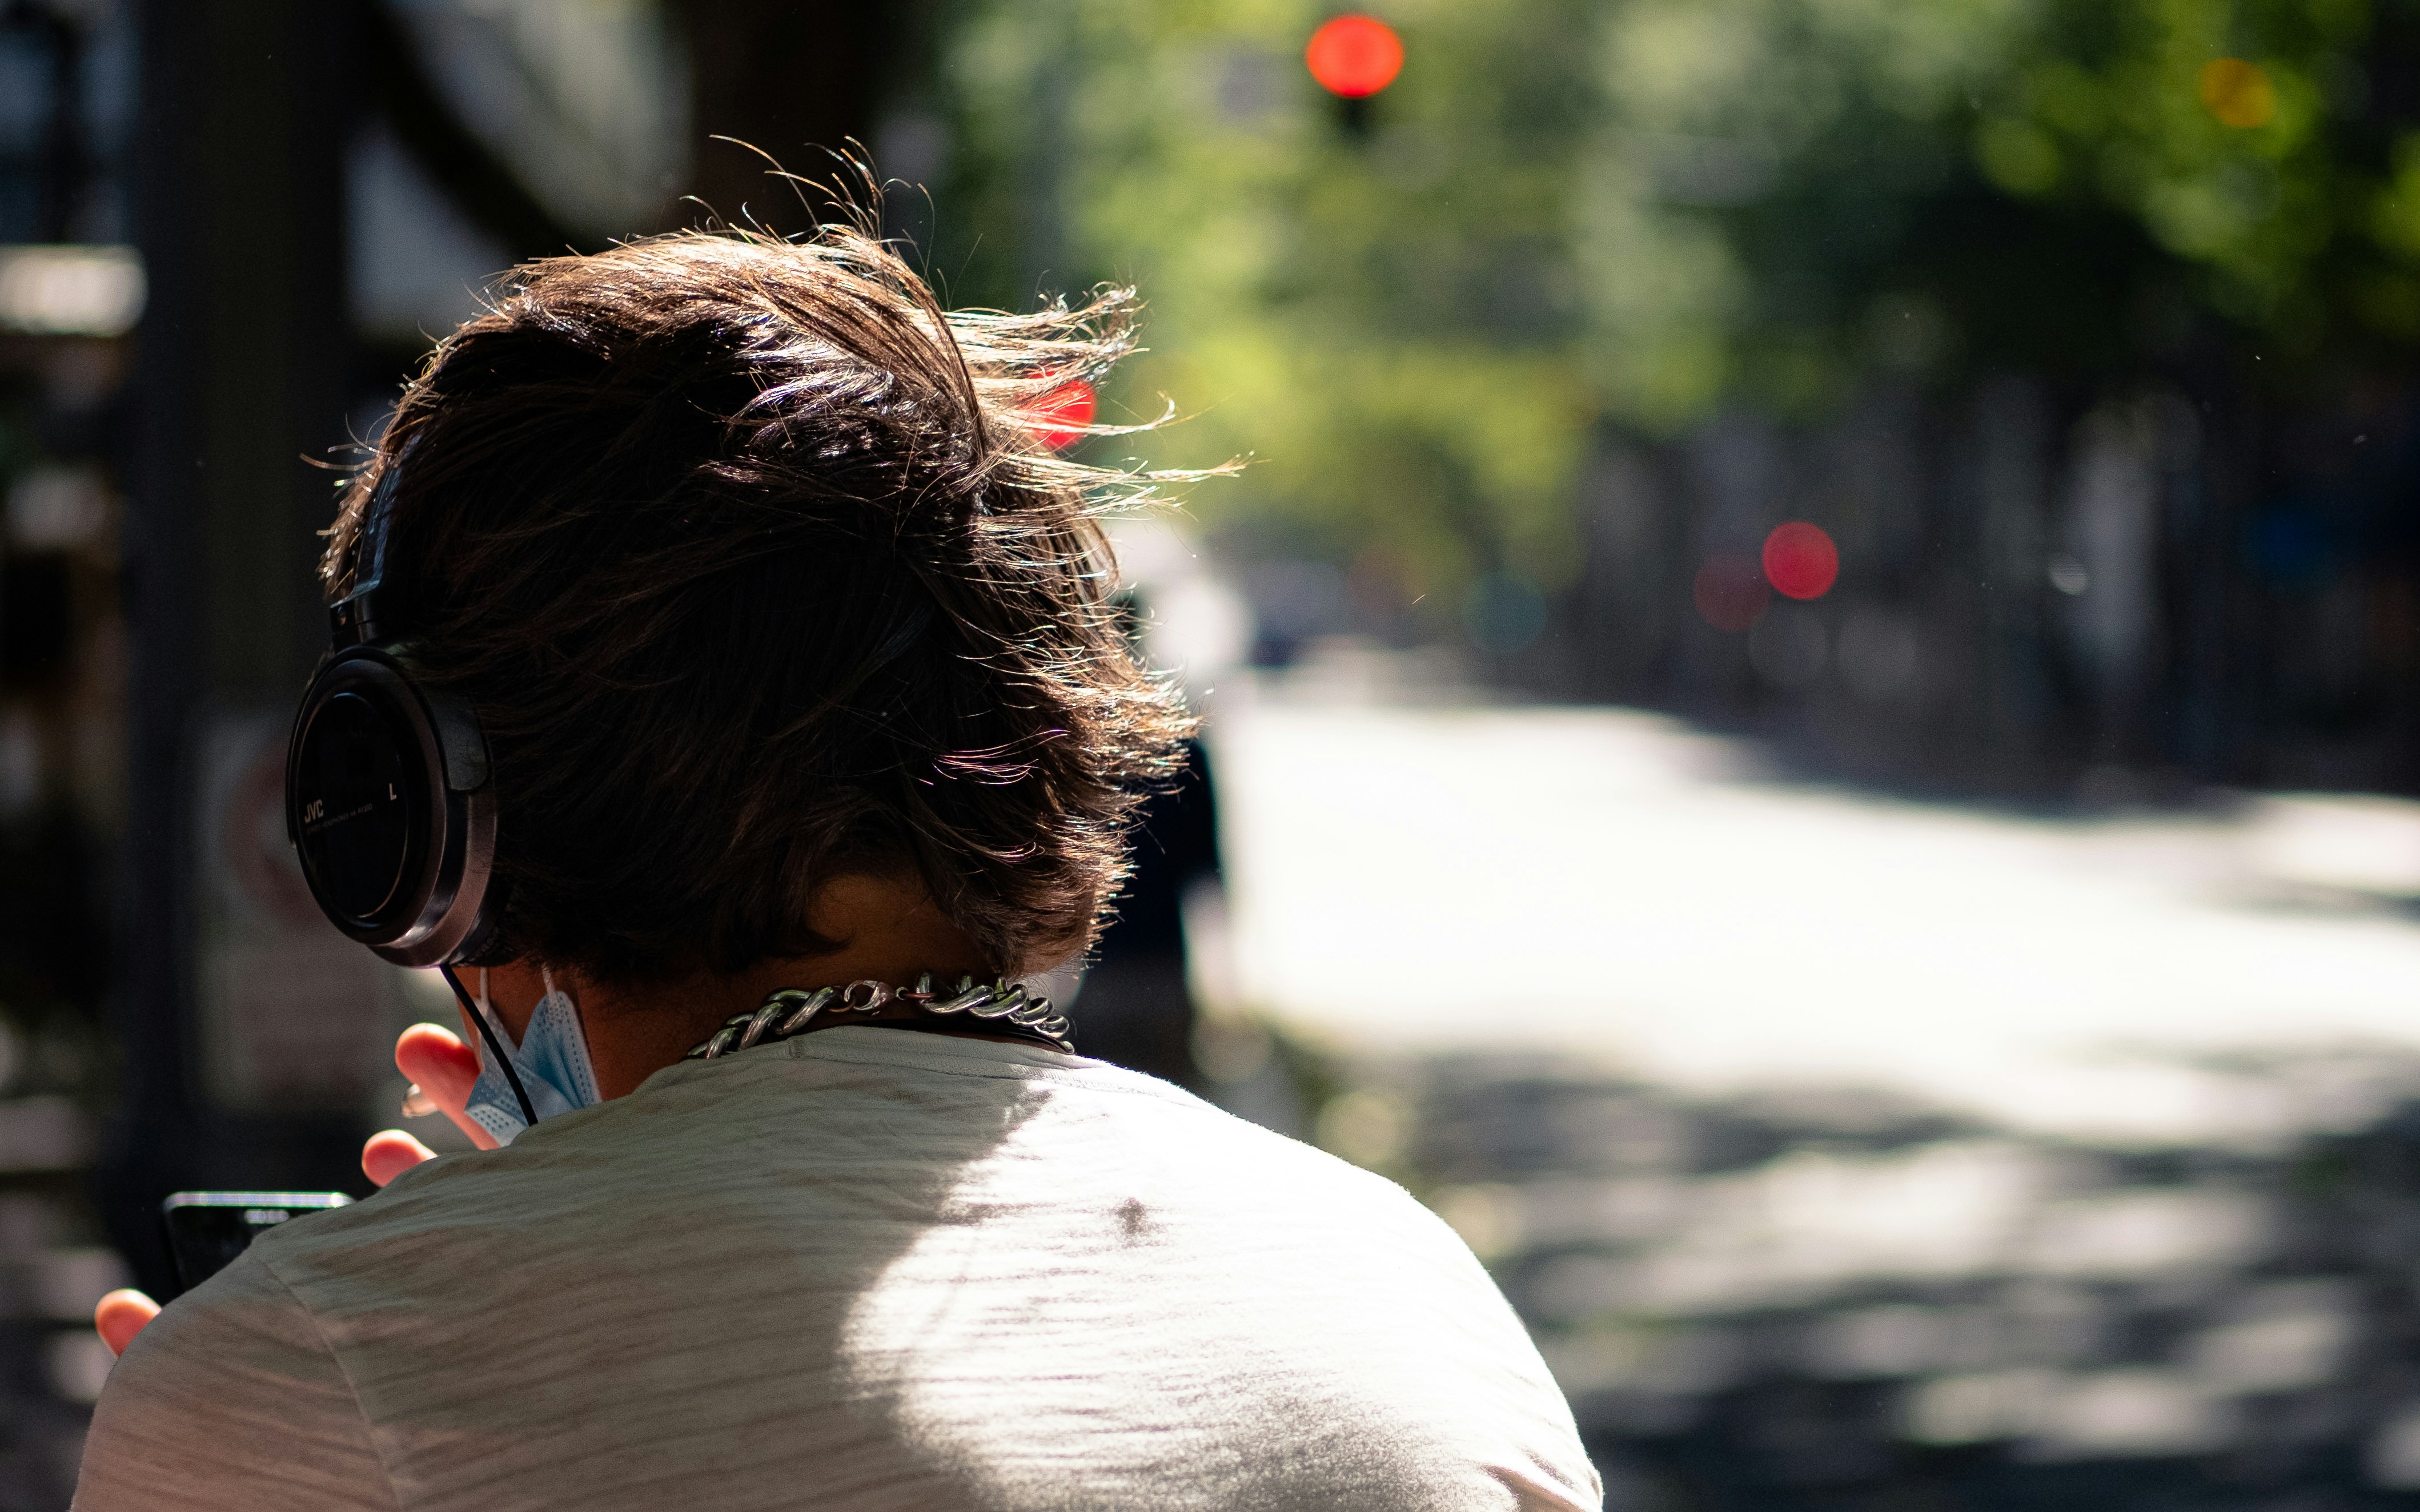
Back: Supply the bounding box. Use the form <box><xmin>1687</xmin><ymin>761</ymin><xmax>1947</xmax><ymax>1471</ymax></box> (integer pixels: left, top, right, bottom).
<box><xmin>362</xmin><ymin>1129</ymin><xmax>439</xmax><ymax>1188</ymax></box>
<box><xmin>95</xmin><ymin>1289</ymin><xmax>160</xmax><ymax>1357</ymax></box>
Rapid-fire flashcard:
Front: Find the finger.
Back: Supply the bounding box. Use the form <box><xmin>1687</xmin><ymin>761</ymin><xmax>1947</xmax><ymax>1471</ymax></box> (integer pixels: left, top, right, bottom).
<box><xmin>94</xmin><ymin>1289</ymin><xmax>160</xmax><ymax>1358</ymax></box>
<box><xmin>362</xmin><ymin>1129</ymin><xmax>440</xmax><ymax>1188</ymax></box>
<box><xmin>397</xmin><ymin>1021</ymin><xmax>480</xmax><ymax>1095</ymax></box>
<box><xmin>395</xmin><ymin>1023</ymin><xmax>498</xmax><ymax>1150</ymax></box>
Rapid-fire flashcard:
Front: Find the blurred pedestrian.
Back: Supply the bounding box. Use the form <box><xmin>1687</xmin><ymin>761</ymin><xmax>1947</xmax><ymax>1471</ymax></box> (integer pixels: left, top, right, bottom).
<box><xmin>1066</xmin><ymin>734</ymin><xmax>1221</xmax><ymax>1086</ymax></box>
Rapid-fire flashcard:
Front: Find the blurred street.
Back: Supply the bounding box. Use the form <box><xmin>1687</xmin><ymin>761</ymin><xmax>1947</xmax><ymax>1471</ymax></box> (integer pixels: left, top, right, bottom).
<box><xmin>1213</xmin><ymin>662</ymin><xmax>2420</xmax><ymax>1146</ymax></box>
<box><xmin>1157</xmin><ymin>654</ymin><xmax>2420</xmax><ymax>1505</ymax></box>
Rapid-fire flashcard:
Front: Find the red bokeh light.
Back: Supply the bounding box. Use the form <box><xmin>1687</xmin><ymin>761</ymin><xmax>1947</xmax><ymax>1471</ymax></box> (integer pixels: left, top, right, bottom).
<box><xmin>1693</xmin><ymin>553</ymin><xmax>1771</xmax><ymax>633</ymax></box>
<box><xmin>1028</xmin><ymin>378</ymin><xmax>1095</xmax><ymax>450</ymax></box>
<box><xmin>1306</xmin><ymin>15</ymin><xmax>1404</xmax><ymax>99</ymax></box>
<box><xmin>1761</xmin><ymin>522</ymin><xmax>1839</xmax><ymax>600</ymax></box>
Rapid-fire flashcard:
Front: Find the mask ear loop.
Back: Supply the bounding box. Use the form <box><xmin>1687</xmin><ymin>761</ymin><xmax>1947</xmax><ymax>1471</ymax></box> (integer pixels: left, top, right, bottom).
<box><xmin>540</xmin><ymin>967</ymin><xmax>586</xmax><ymax>1035</ymax></box>
<box><xmin>438</xmin><ymin>962</ymin><xmax>536</xmax><ymax>1127</ymax></box>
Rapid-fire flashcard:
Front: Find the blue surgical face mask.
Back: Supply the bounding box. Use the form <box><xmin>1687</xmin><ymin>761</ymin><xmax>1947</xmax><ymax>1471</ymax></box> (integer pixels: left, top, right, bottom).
<box><xmin>463</xmin><ymin>969</ymin><xmax>602</xmax><ymax>1146</ymax></box>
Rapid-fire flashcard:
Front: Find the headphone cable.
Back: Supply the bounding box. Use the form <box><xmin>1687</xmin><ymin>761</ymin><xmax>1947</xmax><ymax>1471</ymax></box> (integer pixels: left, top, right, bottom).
<box><xmin>437</xmin><ymin>962</ymin><xmax>538</xmax><ymax>1128</ymax></box>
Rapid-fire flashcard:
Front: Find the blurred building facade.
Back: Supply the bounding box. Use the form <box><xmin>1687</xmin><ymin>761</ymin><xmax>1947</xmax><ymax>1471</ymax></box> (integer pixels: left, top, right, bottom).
<box><xmin>1543</xmin><ymin>372</ymin><xmax>2420</xmax><ymax>798</ymax></box>
<box><xmin>0</xmin><ymin>1</ymin><xmax>140</xmax><ymax>1501</ymax></box>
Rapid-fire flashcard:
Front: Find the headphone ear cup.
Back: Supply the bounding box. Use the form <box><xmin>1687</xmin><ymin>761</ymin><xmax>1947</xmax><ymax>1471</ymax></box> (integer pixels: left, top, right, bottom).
<box><xmin>286</xmin><ymin>646</ymin><xmax>499</xmax><ymax>966</ymax></box>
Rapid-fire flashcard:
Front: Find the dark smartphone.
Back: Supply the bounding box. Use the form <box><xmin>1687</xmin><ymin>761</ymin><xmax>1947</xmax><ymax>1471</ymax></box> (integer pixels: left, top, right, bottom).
<box><xmin>159</xmin><ymin>1192</ymin><xmax>352</xmax><ymax>1297</ymax></box>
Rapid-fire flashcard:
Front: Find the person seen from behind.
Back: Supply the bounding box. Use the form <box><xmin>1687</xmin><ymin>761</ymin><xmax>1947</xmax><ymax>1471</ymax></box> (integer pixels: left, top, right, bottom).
<box><xmin>73</xmin><ymin>223</ymin><xmax>1600</xmax><ymax>1511</ymax></box>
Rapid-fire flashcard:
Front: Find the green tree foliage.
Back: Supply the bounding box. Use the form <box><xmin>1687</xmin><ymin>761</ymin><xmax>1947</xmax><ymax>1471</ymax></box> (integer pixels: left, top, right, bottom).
<box><xmin>932</xmin><ymin>0</ymin><xmax>2413</xmax><ymax>605</ymax></box>
<box><xmin>939</xmin><ymin>0</ymin><xmax>1602</xmax><ymax>598</ymax></box>
<box><xmin>1973</xmin><ymin>0</ymin><xmax>2386</xmax><ymax>340</ymax></box>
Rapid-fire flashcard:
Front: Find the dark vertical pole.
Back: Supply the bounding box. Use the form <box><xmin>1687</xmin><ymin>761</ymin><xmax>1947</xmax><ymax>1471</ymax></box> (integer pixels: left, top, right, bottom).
<box><xmin>31</xmin><ymin>6</ymin><xmax>87</xmax><ymax>242</ymax></box>
<box><xmin>675</xmin><ymin>0</ymin><xmax>898</xmax><ymax>234</ymax></box>
<box><xmin>111</xmin><ymin>0</ymin><xmax>207</xmax><ymax>1296</ymax></box>
<box><xmin>109</xmin><ymin>0</ymin><xmax>358</xmax><ymax>1294</ymax></box>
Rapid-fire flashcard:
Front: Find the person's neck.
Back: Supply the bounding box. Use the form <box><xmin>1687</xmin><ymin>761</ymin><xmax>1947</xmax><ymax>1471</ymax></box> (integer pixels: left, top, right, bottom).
<box><xmin>468</xmin><ymin>874</ymin><xmax>1003</xmax><ymax>1099</ymax></box>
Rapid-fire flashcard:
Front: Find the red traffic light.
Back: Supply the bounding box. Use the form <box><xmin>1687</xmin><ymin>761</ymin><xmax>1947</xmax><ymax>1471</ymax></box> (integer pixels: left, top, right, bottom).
<box><xmin>1306</xmin><ymin>15</ymin><xmax>1403</xmax><ymax>99</ymax></box>
<box><xmin>1761</xmin><ymin>522</ymin><xmax>1839</xmax><ymax>600</ymax></box>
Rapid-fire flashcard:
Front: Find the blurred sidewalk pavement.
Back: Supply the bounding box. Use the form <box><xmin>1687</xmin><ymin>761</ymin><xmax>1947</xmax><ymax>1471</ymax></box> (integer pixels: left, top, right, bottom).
<box><xmin>1206</xmin><ymin>671</ymin><xmax>2420</xmax><ymax>1147</ymax></box>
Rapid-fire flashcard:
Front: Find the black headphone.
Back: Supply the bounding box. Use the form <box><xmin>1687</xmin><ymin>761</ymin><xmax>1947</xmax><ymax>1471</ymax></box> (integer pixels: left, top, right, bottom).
<box><xmin>284</xmin><ymin>458</ymin><xmax>500</xmax><ymax>970</ymax></box>
<box><xmin>281</xmin><ymin>456</ymin><xmax>541</xmax><ymax>1127</ymax></box>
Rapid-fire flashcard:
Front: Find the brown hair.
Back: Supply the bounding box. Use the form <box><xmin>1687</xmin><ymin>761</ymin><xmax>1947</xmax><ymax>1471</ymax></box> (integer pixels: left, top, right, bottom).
<box><xmin>322</xmin><ymin>228</ymin><xmax>1195</xmax><ymax>982</ymax></box>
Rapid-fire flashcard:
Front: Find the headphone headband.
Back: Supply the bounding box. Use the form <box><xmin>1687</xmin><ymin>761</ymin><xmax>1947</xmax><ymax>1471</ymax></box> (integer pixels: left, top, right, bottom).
<box><xmin>328</xmin><ymin>441</ymin><xmax>411</xmax><ymax>648</ymax></box>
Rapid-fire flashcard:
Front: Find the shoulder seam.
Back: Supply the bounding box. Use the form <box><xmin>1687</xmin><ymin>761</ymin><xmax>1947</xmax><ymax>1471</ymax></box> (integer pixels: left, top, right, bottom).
<box><xmin>249</xmin><ymin>1251</ymin><xmax>410</xmax><ymax>1512</ymax></box>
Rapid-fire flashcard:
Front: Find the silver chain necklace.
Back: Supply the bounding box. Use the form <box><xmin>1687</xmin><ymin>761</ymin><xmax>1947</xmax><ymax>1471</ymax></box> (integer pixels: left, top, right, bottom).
<box><xmin>685</xmin><ymin>972</ymin><xmax>1075</xmax><ymax>1061</ymax></box>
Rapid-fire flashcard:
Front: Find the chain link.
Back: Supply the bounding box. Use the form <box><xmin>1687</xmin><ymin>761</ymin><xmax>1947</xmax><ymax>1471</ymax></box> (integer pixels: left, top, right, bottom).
<box><xmin>684</xmin><ymin>972</ymin><xmax>1075</xmax><ymax>1061</ymax></box>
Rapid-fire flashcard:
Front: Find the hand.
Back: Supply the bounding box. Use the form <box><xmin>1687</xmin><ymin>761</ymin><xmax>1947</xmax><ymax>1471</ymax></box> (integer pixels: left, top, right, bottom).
<box><xmin>364</xmin><ymin>1020</ymin><xmax>504</xmax><ymax>1180</ymax></box>
<box><xmin>95</xmin><ymin>1022</ymin><xmax>500</xmax><ymax>1357</ymax></box>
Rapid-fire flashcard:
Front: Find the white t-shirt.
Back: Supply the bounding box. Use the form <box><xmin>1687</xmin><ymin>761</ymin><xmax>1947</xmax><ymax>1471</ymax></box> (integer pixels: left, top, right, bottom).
<box><xmin>74</xmin><ymin>1027</ymin><xmax>1599</xmax><ymax>1511</ymax></box>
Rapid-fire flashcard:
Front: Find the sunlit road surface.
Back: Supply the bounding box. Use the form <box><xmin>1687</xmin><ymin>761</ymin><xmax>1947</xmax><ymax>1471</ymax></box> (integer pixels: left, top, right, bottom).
<box><xmin>1207</xmin><ymin>685</ymin><xmax>2420</xmax><ymax>1146</ymax></box>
